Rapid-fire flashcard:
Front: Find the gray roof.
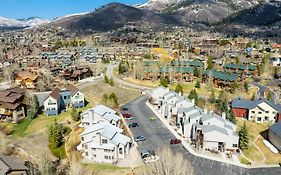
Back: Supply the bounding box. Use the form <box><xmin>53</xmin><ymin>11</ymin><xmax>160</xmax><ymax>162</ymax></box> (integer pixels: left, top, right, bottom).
<box><xmin>0</xmin><ymin>154</ymin><xmax>28</xmax><ymax>174</ymax></box>
<box><xmin>231</xmin><ymin>98</ymin><xmax>281</xmax><ymax>113</ymax></box>
<box><xmin>199</xmin><ymin>125</ymin><xmax>228</xmax><ymax>135</ymax></box>
<box><xmin>111</xmin><ymin>132</ymin><xmax>131</xmax><ymax>146</ymax></box>
<box><xmin>93</xmin><ymin>105</ymin><xmax>116</xmax><ymax>116</ymax></box>
<box><xmin>103</xmin><ymin>112</ymin><xmax>120</xmax><ymax>122</ymax></box>
<box><xmin>177</xmin><ymin>107</ymin><xmax>194</xmax><ymax>114</ymax></box>
<box><xmin>81</xmin><ymin>122</ymin><xmax>107</xmax><ymax>135</ymax></box>
<box><xmin>200</xmin><ymin>113</ymin><xmax>225</xmax><ymax>123</ymax></box>
<box><xmin>270</xmin><ymin>122</ymin><xmax>281</xmax><ymax>138</ymax></box>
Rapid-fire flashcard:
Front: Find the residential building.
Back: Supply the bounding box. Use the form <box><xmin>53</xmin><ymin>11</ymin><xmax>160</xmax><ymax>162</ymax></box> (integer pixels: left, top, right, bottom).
<box><xmin>268</xmin><ymin>122</ymin><xmax>281</xmax><ymax>151</ymax></box>
<box><xmin>77</xmin><ymin>105</ymin><xmax>131</xmax><ymax>164</ymax></box>
<box><xmin>78</xmin><ymin>122</ymin><xmax>131</xmax><ymax>164</ymax></box>
<box><xmin>14</xmin><ymin>70</ymin><xmax>39</xmax><ymax>89</ymax></box>
<box><xmin>80</xmin><ymin>105</ymin><xmax>120</xmax><ymax>128</ymax></box>
<box><xmin>0</xmin><ymin>154</ymin><xmax>28</xmax><ymax>175</ymax></box>
<box><xmin>231</xmin><ymin>98</ymin><xmax>281</xmax><ymax>123</ymax></box>
<box><xmin>0</xmin><ymin>87</ymin><xmax>26</xmax><ymax>123</ymax></box>
<box><xmin>44</xmin><ymin>85</ymin><xmax>84</xmax><ymax>116</ymax></box>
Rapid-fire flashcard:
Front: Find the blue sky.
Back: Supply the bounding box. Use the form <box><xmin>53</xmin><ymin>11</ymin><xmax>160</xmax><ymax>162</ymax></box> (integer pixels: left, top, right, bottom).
<box><xmin>0</xmin><ymin>0</ymin><xmax>148</xmax><ymax>19</ymax></box>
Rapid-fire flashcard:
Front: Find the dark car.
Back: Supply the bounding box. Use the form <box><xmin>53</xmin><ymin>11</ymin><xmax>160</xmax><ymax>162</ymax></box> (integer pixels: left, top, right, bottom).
<box><xmin>135</xmin><ymin>135</ymin><xmax>146</xmax><ymax>142</ymax></box>
<box><xmin>121</xmin><ymin>107</ymin><xmax>128</xmax><ymax>111</ymax></box>
<box><xmin>128</xmin><ymin>122</ymin><xmax>139</xmax><ymax>128</ymax></box>
<box><xmin>170</xmin><ymin>139</ymin><xmax>181</xmax><ymax>145</ymax></box>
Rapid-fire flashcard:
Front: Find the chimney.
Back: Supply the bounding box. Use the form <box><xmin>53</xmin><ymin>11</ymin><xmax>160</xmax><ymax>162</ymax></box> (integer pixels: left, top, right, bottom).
<box><xmin>222</xmin><ymin>112</ymin><xmax>226</xmax><ymax>120</ymax></box>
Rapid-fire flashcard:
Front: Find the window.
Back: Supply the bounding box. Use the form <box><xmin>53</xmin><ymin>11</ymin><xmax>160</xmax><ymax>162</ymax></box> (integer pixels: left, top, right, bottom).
<box><xmin>64</xmin><ymin>96</ymin><xmax>67</xmax><ymax>99</ymax></box>
<box><xmin>52</xmin><ymin>108</ymin><xmax>56</xmax><ymax>110</ymax></box>
<box><xmin>273</xmin><ymin>111</ymin><xmax>276</xmax><ymax>114</ymax></box>
<box><xmin>85</xmin><ymin>145</ymin><xmax>88</xmax><ymax>149</ymax></box>
<box><xmin>104</xmin><ymin>156</ymin><xmax>111</xmax><ymax>159</ymax></box>
<box><xmin>81</xmin><ymin>137</ymin><xmax>84</xmax><ymax>141</ymax></box>
<box><xmin>265</xmin><ymin>111</ymin><xmax>269</xmax><ymax>113</ymax></box>
<box><xmin>94</xmin><ymin>154</ymin><xmax>96</xmax><ymax>157</ymax></box>
<box><xmin>251</xmin><ymin>111</ymin><xmax>255</xmax><ymax>113</ymax></box>
<box><xmin>258</xmin><ymin>112</ymin><xmax>262</xmax><ymax>114</ymax></box>
<box><xmin>265</xmin><ymin>116</ymin><xmax>269</xmax><ymax>121</ymax></box>
<box><xmin>119</xmin><ymin>148</ymin><xmax>123</xmax><ymax>154</ymax></box>
<box><xmin>233</xmin><ymin>144</ymin><xmax>238</xmax><ymax>148</ymax></box>
<box><xmin>257</xmin><ymin>117</ymin><xmax>262</xmax><ymax>121</ymax></box>
<box><xmin>92</xmin><ymin>148</ymin><xmax>96</xmax><ymax>151</ymax></box>
<box><xmin>112</xmin><ymin>156</ymin><xmax>114</xmax><ymax>159</ymax></box>
<box><xmin>102</xmin><ymin>139</ymin><xmax>107</xmax><ymax>144</ymax></box>
<box><xmin>85</xmin><ymin>152</ymin><xmax>88</xmax><ymax>156</ymax></box>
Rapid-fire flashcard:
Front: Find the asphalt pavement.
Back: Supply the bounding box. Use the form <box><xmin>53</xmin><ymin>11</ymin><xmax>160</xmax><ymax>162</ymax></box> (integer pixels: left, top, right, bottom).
<box><xmin>123</xmin><ymin>96</ymin><xmax>281</xmax><ymax>175</ymax></box>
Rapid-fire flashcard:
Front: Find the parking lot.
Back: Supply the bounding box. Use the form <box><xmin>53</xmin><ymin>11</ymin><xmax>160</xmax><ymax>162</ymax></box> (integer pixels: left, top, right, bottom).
<box><xmin>122</xmin><ymin>96</ymin><xmax>281</xmax><ymax>175</ymax></box>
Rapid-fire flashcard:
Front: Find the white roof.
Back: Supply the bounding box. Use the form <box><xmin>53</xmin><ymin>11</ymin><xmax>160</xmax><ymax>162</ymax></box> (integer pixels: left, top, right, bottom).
<box><xmin>93</xmin><ymin>105</ymin><xmax>116</xmax><ymax>116</ymax></box>
<box><xmin>103</xmin><ymin>112</ymin><xmax>120</xmax><ymax>122</ymax></box>
<box><xmin>81</xmin><ymin>122</ymin><xmax>107</xmax><ymax>135</ymax></box>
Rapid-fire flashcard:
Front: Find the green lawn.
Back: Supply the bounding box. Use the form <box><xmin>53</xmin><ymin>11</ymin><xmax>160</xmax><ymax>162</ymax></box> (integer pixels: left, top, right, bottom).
<box><xmin>12</xmin><ymin>118</ymin><xmax>33</xmax><ymax>137</ymax></box>
<box><xmin>243</xmin><ymin>143</ymin><xmax>264</xmax><ymax>162</ymax></box>
<box><xmin>239</xmin><ymin>156</ymin><xmax>251</xmax><ymax>165</ymax></box>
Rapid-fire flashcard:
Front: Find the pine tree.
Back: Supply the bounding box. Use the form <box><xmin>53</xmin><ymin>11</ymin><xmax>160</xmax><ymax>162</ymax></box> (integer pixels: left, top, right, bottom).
<box><xmin>266</xmin><ymin>92</ymin><xmax>273</xmax><ymax>102</ymax></box>
<box><xmin>208</xmin><ymin>90</ymin><xmax>216</xmax><ymax>103</ymax></box>
<box><xmin>207</xmin><ymin>56</ymin><xmax>213</xmax><ymax>70</ymax></box>
<box><xmin>175</xmin><ymin>83</ymin><xmax>183</xmax><ymax>94</ymax></box>
<box><xmin>109</xmin><ymin>78</ymin><xmax>114</xmax><ymax>86</ymax></box>
<box><xmin>160</xmin><ymin>78</ymin><xmax>169</xmax><ymax>87</ymax></box>
<box><xmin>28</xmin><ymin>95</ymin><xmax>39</xmax><ymax>119</ymax></box>
<box><xmin>104</xmin><ymin>75</ymin><xmax>109</xmax><ymax>83</ymax></box>
<box><xmin>195</xmin><ymin>79</ymin><xmax>201</xmax><ymax>88</ymax></box>
<box><xmin>71</xmin><ymin>107</ymin><xmax>79</xmax><ymax>122</ymax></box>
<box><xmin>101</xmin><ymin>93</ymin><xmax>108</xmax><ymax>106</ymax></box>
<box><xmin>188</xmin><ymin>89</ymin><xmax>199</xmax><ymax>105</ymax></box>
<box><xmin>243</xmin><ymin>81</ymin><xmax>249</xmax><ymax>92</ymax></box>
<box><xmin>238</xmin><ymin>122</ymin><xmax>249</xmax><ymax>150</ymax></box>
<box><xmin>109</xmin><ymin>92</ymin><xmax>119</xmax><ymax>108</ymax></box>
<box><xmin>193</xmin><ymin>67</ymin><xmax>200</xmax><ymax>77</ymax></box>
<box><xmin>227</xmin><ymin>108</ymin><xmax>237</xmax><ymax>124</ymax></box>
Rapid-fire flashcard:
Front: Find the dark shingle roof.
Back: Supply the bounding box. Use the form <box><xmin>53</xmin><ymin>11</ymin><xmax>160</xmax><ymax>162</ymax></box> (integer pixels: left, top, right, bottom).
<box><xmin>49</xmin><ymin>88</ymin><xmax>61</xmax><ymax>100</ymax></box>
<box><xmin>0</xmin><ymin>154</ymin><xmax>28</xmax><ymax>173</ymax></box>
<box><xmin>66</xmin><ymin>84</ymin><xmax>79</xmax><ymax>96</ymax></box>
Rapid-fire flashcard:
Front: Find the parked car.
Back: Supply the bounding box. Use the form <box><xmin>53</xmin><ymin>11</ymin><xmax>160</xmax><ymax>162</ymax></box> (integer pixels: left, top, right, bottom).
<box><xmin>128</xmin><ymin>122</ymin><xmax>139</xmax><ymax>128</ymax></box>
<box><xmin>135</xmin><ymin>135</ymin><xmax>146</xmax><ymax>142</ymax></box>
<box><xmin>170</xmin><ymin>139</ymin><xmax>181</xmax><ymax>145</ymax></box>
<box><xmin>123</xmin><ymin>113</ymin><xmax>132</xmax><ymax>117</ymax></box>
<box><xmin>150</xmin><ymin>116</ymin><xmax>156</xmax><ymax>121</ymax></box>
<box><xmin>141</xmin><ymin>150</ymin><xmax>159</xmax><ymax>164</ymax></box>
<box><xmin>125</xmin><ymin>116</ymin><xmax>133</xmax><ymax>120</ymax></box>
<box><xmin>121</xmin><ymin>107</ymin><xmax>128</xmax><ymax>111</ymax></box>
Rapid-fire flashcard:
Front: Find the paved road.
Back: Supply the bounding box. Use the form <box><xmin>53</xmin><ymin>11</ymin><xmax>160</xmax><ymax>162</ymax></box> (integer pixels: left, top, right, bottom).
<box><xmin>251</xmin><ymin>82</ymin><xmax>278</xmax><ymax>103</ymax></box>
<box><xmin>123</xmin><ymin>96</ymin><xmax>281</xmax><ymax>175</ymax></box>
<box><xmin>106</xmin><ymin>63</ymin><xmax>152</xmax><ymax>91</ymax></box>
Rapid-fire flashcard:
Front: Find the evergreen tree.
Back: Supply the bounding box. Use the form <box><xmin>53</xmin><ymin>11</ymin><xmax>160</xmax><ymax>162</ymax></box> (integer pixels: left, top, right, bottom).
<box><xmin>71</xmin><ymin>106</ymin><xmax>79</xmax><ymax>122</ymax></box>
<box><xmin>188</xmin><ymin>89</ymin><xmax>199</xmax><ymax>105</ymax></box>
<box><xmin>104</xmin><ymin>75</ymin><xmax>109</xmax><ymax>83</ymax></box>
<box><xmin>207</xmin><ymin>56</ymin><xmax>213</xmax><ymax>70</ymax></box>
<box><xmin>227</xmin><ymin>108</ymin><xmax>237</xmax><ymax>124</ymax></box>
<box><xmin>48</xmin><ymin>122</ymin><xmax>64</xmax><ymax>148</ymax></box>
<box><xmin>244</xmin><ymin>81</ymin><xmax>249</xmax><ymax>93</ymax></box>
<box><xmin>273</xmin><ymin>66</ymin><xmax>278</xmax><ymax>79</ymax></box>
<box><xmin>28</xmin><ymin>95</ymin><xmax>39</xmax><ymax>119</ymax></box>
<box><xmin>238</xmin><ymin>122</ymin><xmax>249</xmax><ymax>150</ymax></box>
<box><xmin>208</xmin><ymin>90</ymin><xmax>216</xmax><ymax>103</ymax></box>
<box><xmin>109</xmin><ymin>78</ymin><xmax>114</xmax><ymax>86</ymax></box>
<box><xmin>109</xmin><ymin>92</ymin><xmax>119</xmax><ymax>107</ymax></box>
<box><xmin>160</xmin><ymin>78</ymin><xmax>169</xmax><ymax>87</ymax></box>
<box><xmin>174</xmin><ymin>83</ymin><xmax>183</xmax><ymax>94</ymax></box>
<box><xmin>101</xmin><ymin>93</ymin><xmax>108</xmax><ymax>105</ymax></box>
<box><xmin>193</xmin><ymin>67</ymin><xmax>200</xmax><ymax>77</ymax></box>
<box><xmin>195</xmin><ymin>79</ymin><xmax>201</xmax><ymax>88</ymax></box>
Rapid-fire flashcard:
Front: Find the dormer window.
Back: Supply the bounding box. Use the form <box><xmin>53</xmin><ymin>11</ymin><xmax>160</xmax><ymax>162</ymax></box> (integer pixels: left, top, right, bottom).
<box><xmin>102</xmin><ymin>139</ymin><xmax>107</xmax><ymax>144</ymax></box>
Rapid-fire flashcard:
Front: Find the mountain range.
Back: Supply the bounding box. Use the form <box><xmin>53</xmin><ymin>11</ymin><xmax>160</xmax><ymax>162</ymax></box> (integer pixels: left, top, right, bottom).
<box><xmin>0</xmin><ymin>16</ymin><xmax>49</xmax><ymax>30</ymax></box>
<box><xmin>1</xmin><ymin>0</ymin><xmax>281</xmax><ymax>37</ymax></box>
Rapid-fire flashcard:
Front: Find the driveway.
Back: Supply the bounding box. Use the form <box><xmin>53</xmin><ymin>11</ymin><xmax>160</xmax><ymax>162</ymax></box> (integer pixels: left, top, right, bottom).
<box><xmin>123</xmin><ymin>96</ymin><xmax>281</xmax><ymax>175</ymax></box>
<box><xmin>251</xmin><ymin>82</ymin><xmax>278</xmax><ymax>103</ymax></box>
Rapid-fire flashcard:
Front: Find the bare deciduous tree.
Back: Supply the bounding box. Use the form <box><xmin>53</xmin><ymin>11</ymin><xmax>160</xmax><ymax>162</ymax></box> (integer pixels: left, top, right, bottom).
<box><xmin>142</xmin><ymin>147</ymin><xmax>194</xmax><ymax>175</ymax></box>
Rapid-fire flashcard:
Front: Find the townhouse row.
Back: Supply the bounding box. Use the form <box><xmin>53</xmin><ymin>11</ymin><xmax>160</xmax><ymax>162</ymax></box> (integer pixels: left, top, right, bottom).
<box><xmin>150</xmin><ymin>87</ymin><xmax>239</xmax><ymax>151</ymax></box>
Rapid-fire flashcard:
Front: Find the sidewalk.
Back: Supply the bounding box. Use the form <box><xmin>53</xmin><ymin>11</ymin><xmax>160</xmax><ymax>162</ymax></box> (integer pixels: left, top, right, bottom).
<box><xmin>145</xmin><ymin>101</ymin><xmax>246</xmax><ymax>168</ymax></box>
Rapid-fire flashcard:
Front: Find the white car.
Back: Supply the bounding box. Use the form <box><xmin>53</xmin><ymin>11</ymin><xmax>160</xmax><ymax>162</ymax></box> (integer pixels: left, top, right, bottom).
<box><xmin>143</xmin><ymin>155</ymin><xmax>159</xmax><ymax>164</ymax></box>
